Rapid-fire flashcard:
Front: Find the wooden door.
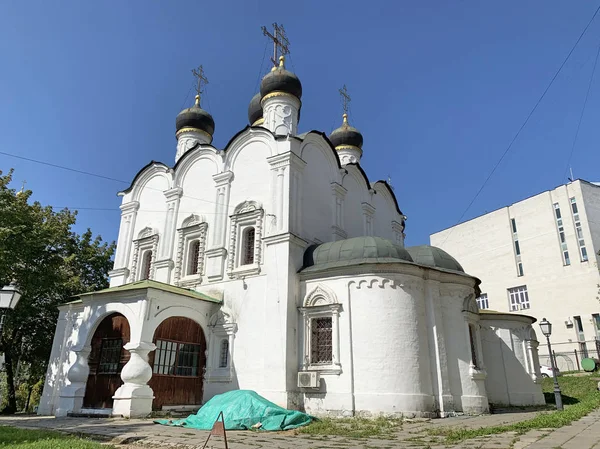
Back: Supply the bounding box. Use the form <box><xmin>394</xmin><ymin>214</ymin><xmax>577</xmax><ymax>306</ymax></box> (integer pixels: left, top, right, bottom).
<box><xmin>148</xmin><ymin>317</ymin><xmax>206</xmax><ymax>410</ymax></box>
<box><xmin>83</xmin><ymin>313</ymin><xmax>130</xmax><ymax>409</ymax></box>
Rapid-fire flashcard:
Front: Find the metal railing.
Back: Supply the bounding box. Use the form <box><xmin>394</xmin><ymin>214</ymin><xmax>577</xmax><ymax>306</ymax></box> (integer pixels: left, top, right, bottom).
<box><xmin>538</xmin><ymin>339</ymin><xmax>600</xmax><ymax>372</ymax></box>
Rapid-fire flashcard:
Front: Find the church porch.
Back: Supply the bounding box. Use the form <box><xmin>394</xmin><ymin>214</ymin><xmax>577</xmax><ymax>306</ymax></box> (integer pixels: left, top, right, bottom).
<box><xmin>38</xmin><ymin>280</ymin><xmax>222</xmax><ymax>418</ymax></box>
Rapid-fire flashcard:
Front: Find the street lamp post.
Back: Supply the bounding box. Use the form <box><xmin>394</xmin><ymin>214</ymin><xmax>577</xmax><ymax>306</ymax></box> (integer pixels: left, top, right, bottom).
<box><xmin>539</xmin><ymin>317</ymin><xmax>563</xmax><ymax>411</ymax></box>
<box><xmin>0</xmin><ymin>283</ymin><xmax>22</xmax><ymax>334</ymax></box>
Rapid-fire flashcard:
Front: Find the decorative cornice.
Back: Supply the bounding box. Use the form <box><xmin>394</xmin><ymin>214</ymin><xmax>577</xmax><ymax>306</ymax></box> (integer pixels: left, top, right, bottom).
<box><xmin>164</xmin><ymin>187</ymin><xmax>183</xmax><ymax>201</ymax></box>
<box><xmin>331</xmin><ymin>225</ymin><xmax>347</xmax><ymax>240</ymax></box>
<box><xmin>176</xmin><ymin>127</ymin><xmax>212</xmax><ymax>141</ymax></box>
<box><xmin>261</xmin><ymin>91</ymin><xmax>299</xmax><ymax>104</ymax></box>
<box><xmin>335</xmin><ymin>144</ymin><xmax>363</xmax><ymax>155</ymax></box>
<box><xmin>263</xmin><ymin>232</ymin><xmax>309</xmax><ymax>247</ymax></box>
<box><xmin>331</xmin><ymin>182</ymin><xmax>348</xmax><ymax>198</ymax></box>
<box><xmin>213</xmin><ymin>171</ymin><xmax>235</xmax><ymax>186</ymax></box>
<box><xmin>120</xmin><ymin>201</ymin><xmax>140</xmax><ymax>214</ymax></box>
<box><xmin>267</xmin><ymin>152</ymin><xmax>302</xmax><ymax>170</ymax></box>
<box><xmin>361</xmin><ymin>202</ymin><xmax>376</xmax><ymax>216</ymax></box>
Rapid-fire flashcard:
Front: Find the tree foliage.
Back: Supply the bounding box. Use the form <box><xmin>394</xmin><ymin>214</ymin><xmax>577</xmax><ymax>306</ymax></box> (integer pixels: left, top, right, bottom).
<box><xmin>0</xmin><ymin>169</ymin><xmax>115</xmax><ymax>412</ymax></box>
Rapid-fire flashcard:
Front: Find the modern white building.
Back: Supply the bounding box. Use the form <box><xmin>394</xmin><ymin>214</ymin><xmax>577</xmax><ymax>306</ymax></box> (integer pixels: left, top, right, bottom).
<box><xmin>38</xmin><ymin>54</ymin><xmax>545</xmax><ymax>419</ymax></box>
<box><xmin>431</xmin><ymin>180</ymin><xmax>600</xmax><ymax>369</ymax></box>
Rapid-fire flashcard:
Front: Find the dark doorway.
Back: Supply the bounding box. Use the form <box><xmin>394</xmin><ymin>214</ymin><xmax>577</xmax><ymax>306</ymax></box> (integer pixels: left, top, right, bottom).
<box><xmin>83</xmin><ymin>313</ymin><xmax>130</xmax><ymax>409</ymax></box>
<box><xmin>149</xmin><ymin>317</ymin><xmax>207</xmax><ymax>410</ymax></box>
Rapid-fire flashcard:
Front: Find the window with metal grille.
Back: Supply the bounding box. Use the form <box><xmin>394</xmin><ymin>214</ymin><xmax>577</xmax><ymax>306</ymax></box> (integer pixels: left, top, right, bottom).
<box><xmin>242</xmin><ymin>227</ymin><xmax>255</xmax><ymax>265</ymax></box>
<box><xmin>153</xmin><ymin>339</ymin><xmax>202</xmax><ymax>377</ymax></box>
<box><xmin>476</xmin><ymin>293</ymin><xmax>489</xmax><ymax>310</ymax></box>
<box><xmin>468</xmin><ymin>324</ymin><xmax>478</xmax><ymax>368</ymax></box>
<box><xmin>311</xmin><ymin>317</ymin><xmax>332</xmax><ymax>364</ymax></box>
<box><xmin>141</xmin><ymin>250</ymin><xmax>152</xmax><ymax>280</ymax></box>
<box><xmin>219</xmin><ymin>339</ymin><xmax>229</xmax><ymax>368</ymax></box>
<box><xmin>98</xmin><ymin>338</ymin><xmax>123</xmax><ymax>374</ymax></box>
<box><xmin>508</xmin><ymin>285</ymin><xmax>530</xmax><ymax>311</ymax></box>
<box><xmin>188</xmin><ymin>240</ymin><xmax>201</xmax><ymax>275</ymax></box>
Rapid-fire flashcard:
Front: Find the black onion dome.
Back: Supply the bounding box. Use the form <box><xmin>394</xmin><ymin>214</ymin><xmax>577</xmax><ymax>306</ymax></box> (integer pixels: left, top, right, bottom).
<box><xmin>260</xmin><ymin>56</ymin><xmax>302</xmax><ymax>100</ymax></box>
<box><xmin>248</xmin><ymin>92</ymin><xmax>263</xmax><ymax>125</ymax></box>
<box><xmin>176</xmin><ymin>96</ymin><xmax>215</xmax><ymax>137</ymax></box>
<box><xmin>329</xmin><ymin>115</ymin><xmax>363</xmax><ymax>149</ymax></box>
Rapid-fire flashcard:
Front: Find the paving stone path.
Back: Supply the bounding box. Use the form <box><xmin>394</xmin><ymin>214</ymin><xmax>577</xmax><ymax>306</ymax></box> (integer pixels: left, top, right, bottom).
<box><xmin>1</xmin><ymin>409</ymin><xmax>599</xmax><ymax>448</ymax></box>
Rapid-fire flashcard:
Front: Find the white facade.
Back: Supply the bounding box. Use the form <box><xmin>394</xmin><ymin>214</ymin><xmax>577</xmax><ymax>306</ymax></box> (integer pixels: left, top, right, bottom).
<box><xmin>39</xmin><ymin>60</ymin><xmax>545</xmax><ymax>419</ymax></box>
<box><xmin>431</xmin><ymin>180</ymin><xmax>600</xmax><ymax>369</ymax></box>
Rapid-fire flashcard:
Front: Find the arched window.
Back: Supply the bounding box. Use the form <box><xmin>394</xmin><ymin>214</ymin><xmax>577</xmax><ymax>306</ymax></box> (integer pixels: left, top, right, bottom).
<box><xmin>141</xmin><ymin>250</ymin><xmax>153</xmax><ymax>280</ymax></box>
<box><xmin>468</xmin><ymin>324</ymin><xmax>478</xmax><ymax>369</ymax></box>
<box><xmin>242</xmin><ymin>227</ymin><xmax>255</xmax><ymax>265</ymax></box>
<box><xmin>188</xmin><ymin>240</ymin><xmax>201</xmax><ymax>275</ymax></box>
<box><xmin>219</xmin><ymin>339</ymin><xmax>229</xmax><ymax>368</ymax></box>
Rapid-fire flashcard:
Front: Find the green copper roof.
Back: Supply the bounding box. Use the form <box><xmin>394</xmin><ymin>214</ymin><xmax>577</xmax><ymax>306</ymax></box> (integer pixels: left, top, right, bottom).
<box><xmin>405</xmin><ymin>245</ymin><xmax>464</xmax><ymax>273</ymax></box>
<box><xmin>74</xmin><ymin>280</ymin><xmax>221</xmax><ymax>303</ymax></box>
<box><xmin>302</xmin><ymin>236</ymin><xmax>413</xmax><ymax>272</ymax></box>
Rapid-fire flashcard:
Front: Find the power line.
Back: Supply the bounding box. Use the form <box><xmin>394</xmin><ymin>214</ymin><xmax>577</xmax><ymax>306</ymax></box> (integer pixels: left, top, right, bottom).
<box><xmin>441</xmin><ymin>3</ymin><xmax>600</xmax><ymax>245</ymax></box>
<box><xmin>0</xmin><ymin>150</ymin><xmax>236</xmax><ymax>211</ymax></box>
<box><xmin>563</xmin><ymin>39</ymin><xmax>600</xmax><ymax>182</ymax></box>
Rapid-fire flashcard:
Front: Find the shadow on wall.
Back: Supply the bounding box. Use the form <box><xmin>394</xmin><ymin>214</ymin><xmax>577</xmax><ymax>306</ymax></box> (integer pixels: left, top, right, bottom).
<box><xmin>481</xmin><ymin>321</ymin><xmax>545</xmax><ymax>408</ymax></box>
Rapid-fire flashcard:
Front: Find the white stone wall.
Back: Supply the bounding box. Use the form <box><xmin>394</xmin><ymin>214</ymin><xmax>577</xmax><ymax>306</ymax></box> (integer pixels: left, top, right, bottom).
<box><xmin>431</xmin><ymin>180</ymin><xmax>600</xmax><ymax>369</ymax></box>
<box><xmin>480</xmin><ymin>314</ymin><xmax>544</xmax><ymax>406</ymax></box>
<box><xmin>298</xmin><ymin>266</ymin><xmax>487</xmax><ymax>417</ymax></box>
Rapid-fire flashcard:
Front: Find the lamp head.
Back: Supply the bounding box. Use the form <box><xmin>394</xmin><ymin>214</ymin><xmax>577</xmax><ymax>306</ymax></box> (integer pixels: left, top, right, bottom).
<box><xmin>539</xmin><ymin>317</ymin><xmax>552</xmax><ymax>337</ymax></box>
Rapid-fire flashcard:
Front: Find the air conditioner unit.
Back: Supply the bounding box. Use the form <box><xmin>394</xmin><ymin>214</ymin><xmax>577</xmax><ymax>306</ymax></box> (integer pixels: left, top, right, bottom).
<box><xmin>297</xmin><ymin>371</ymin><xmax>320</xmax><ymax>388</ymax></box>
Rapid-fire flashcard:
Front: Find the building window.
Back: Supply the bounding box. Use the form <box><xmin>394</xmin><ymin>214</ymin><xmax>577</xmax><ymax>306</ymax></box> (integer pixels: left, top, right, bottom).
<box><xmin>468</xmin><ymin>324</ymin><xmax>479</xmax><ymax>369</ymax></box>
<box><xmin>174</xmin><ymin>215</ymin><xmax>208</xmax><ymax>287</ymax></box>
<box><xmin>219</xmin><ymin>339</ymin><xmax>229</xmax><ymax>368</ymax></box>
<box><xmin>141</xmin><ymin>250</ymin><xmax>153</xmax><ymax>280</ymax></box>
<box><xmin>242</xmin><ymin>227</ymin><xmax>255</xmax><ymax>265</ymax></box>
<box><xmin>508</xmin><ymin>285</ymin><xmax>530</xmax><ymax>311</ymax></box>
<box><xmin>511</xmin><ymin>218</ymin><xmax>517</xmax><ymax>233</ymax></box>
<box><xmin>188</xmin><ymin>240</ymin><xmax>201</xmax><ymax>275</ymax></box>
<box><xmin>476</xmin><ymin>293</ymin><xmax>489</xmax><ymax>310</ymax></box>
<box><xmin>227</xmin><ymin>201</ymin><xmax>264</xmax><ymax>278</ymax></box>
<box><xmin>153</xmin><ymin>339</ymin><xmax>202</xmax><ymax>377</ymax></box>
<box><xmin>515</xmin><ymin>240</ymin><xmax>521</xmax><ymax>255</ymax></box>
<box><xmin>574</xmin><ymin>316</ymin><xmax>585</xmax><ymax>342</ymax></box>
<box><xmin>554</xmin><ymin>203</ymin><xmax>570</xmax><ymax>265</ymax></box>
<box><xmin>311</xmin><ymin>317</ymin><xmax>333</xmax><ymax>364</ymax></box>
<box><xmin>570</xmin><ymin>198</ymin><xmax>588</xmax><ymax>262</ymax></box>
<box><xmin>130</xmin><ymin>227</ymin><xmax>159</xmax><ymax>282</ymax></box>
<box><xmin>518</xmin><ymin>262</ymin><xmax>524</xmax><ymax>277</ymax></box>
<box><xmin>98</xmin><ymin>338</ymin><xmax>123</xmax><ymax>374</ymax></box>
<box><xmin>511</xmin><ymin>218</ymin><xmax>525</xmax><ymax>275</ymax></box>
<box><xmin>592</xmin><ymin>313</ymin><xmax>600</xmax><ymax>338</ymax></box>
<box><xmin>301</xmin><ymin>285</ymin><xmax>342</xmax><ymax>374</ymax></box>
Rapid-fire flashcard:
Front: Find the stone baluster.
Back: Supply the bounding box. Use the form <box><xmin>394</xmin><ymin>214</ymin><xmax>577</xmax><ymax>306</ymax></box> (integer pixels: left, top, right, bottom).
<box><xmin>112</xmin><ymin>342</ymin><xmax>156</xmax><ymax>418</ymax></box>
<box><xmin>55</xmin><ymin>346</ymin><xmax>91</xmax><ymax>417</ymax></box>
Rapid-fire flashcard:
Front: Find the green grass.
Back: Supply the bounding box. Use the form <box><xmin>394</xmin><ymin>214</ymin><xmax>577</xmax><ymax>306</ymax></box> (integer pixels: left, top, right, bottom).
<box><xmin>430</xmin><ymin>376</ymin><xmax>600</xmax><ymax>443</ymax></box>
<box><xmin>298</xmin><ymin>416</ymin><xmax>402</xmax><ymax>439</ymax></box>
<box><xmin>0</xmin><ymin>426</ymin><xmax>114</xmax><ymax>449</ymax></box>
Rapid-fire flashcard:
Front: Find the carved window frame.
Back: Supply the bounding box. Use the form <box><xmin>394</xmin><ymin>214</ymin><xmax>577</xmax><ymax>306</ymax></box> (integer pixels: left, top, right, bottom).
<box><xmin>174</xmin><ymin>215</ymin><xmax>208</xmax><ymax>288</ymax></box>
<box><xmin>130</xmin><ymin>227</ymin><xmax>159</xmax><ymax>281</ymax></box>
<box><xmin>205</xmin><ymin>309</ymin><xmax>237</xmax><ymax>383</ymax></box>
<box><xmin>227</xmin><ymin>201</ymin><xmax>264</xmax><ymax>279</ymax></box>
<box><xmin>299</xmin><ymin>285</ymin><xmax>342</xmax><ymax>375</ymax></box>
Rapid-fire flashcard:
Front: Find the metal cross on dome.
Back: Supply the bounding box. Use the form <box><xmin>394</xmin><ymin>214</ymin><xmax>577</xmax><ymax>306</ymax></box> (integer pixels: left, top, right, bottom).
<box><xmin>339</xmin><ymin>84</ymin><xmax>351</xmax><ymax>115</ymax></box>
<box><xmin>191</xmin><ymin>65</ymin><xmax>209</xmax><ymax>104</ymax></box>
<box><xmin>262</xmin><ymin>23</ymin><xmax>290</xmax><ymax>67</ymax></box>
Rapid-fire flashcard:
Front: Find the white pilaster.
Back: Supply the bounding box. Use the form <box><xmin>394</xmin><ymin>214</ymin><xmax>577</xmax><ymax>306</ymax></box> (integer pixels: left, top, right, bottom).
<box><xmin>362</xmin><ymin>203</ymin><xmax>376</xmax><ymax>236</ymax></box>
<box><xmin>206</xmin><ymin>171</ymin><xmax>234</xmax><ymax>282</ymax></box>
<box><xmin>109</xmin><ymin>201</ymin><xmax>140</xmax><ymax>287</ymax></box>
<box><xmin>331</xmin><ymin>183</ymin><xmax>348</xmax><ymax>241</ymax></box>
<box><xmin>112</xmin><ymin>341</ymin><xmax>156</xmax><ymax>418</ymax></box>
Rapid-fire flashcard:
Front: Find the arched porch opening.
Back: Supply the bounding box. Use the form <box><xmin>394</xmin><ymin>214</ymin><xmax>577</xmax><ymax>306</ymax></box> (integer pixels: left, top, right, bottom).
<box><xmin>83</xmin><ymin>313</ymin><xmax>130</xmax><ymax>409</ymax></box>
<box><xmin>148</xmin><ymin>316</ymin><xmax>207</xmax><ymax>411</ymax></box>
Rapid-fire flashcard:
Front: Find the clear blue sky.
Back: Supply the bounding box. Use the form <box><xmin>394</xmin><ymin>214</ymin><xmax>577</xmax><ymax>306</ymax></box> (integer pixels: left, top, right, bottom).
<box><xmin>2</xmin><ymin>1</ymin><xmax>600</xmax><ymax>247</ymax></box>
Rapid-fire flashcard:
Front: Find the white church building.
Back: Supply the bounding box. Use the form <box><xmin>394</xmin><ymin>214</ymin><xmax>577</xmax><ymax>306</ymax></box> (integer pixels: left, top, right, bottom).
<box><xmin>38</xmin><ymin>54</ymin><xmax>545</xmax><ymax>419</ymax></box>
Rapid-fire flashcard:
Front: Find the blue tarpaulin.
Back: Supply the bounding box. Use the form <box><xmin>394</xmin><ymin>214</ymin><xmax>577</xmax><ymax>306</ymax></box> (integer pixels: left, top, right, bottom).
<box><xmin>155</xmin><ymin>390</ymin><xmax>314</xmax><ymax>431</ymax></box>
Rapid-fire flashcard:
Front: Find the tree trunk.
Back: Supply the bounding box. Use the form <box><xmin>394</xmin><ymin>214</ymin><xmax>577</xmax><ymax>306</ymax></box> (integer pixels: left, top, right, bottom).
<box><xmin>24</xmin><ymin>385</ymin><xmax>32</xmax><ymax>413</ymax></box>
<box><xmin>3</xmin><ymin>351</ymin><xmax>17</xmax><ymax>414</ymax></box>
